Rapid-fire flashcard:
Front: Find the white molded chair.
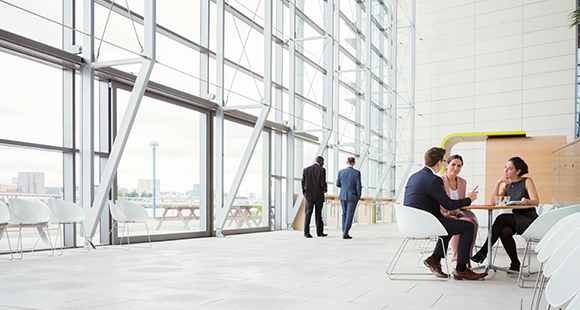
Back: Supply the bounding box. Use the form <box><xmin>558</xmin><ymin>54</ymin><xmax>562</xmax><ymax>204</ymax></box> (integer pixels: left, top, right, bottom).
<box><xmin>106</xmin><ymin>201</ymin><xmax>151</xmax><ymax>249</ymax></box>
<box><xmin>386</xmin><ymin>205</ymin><xmax>450</xmax><ymax>281</ymax></box>
<box><xmin>47</xmin><ymin>200</ymin><xmax>87</xmax><ymax>255</ymax></box>
<box><xmin>545</xmin><ymin>244</ymin><xmax>580</xmax><ymax>309</ymax></box>
<box><xmin>8</xmin><ymin>199</ymin><xmax>53</xmax><ymax>259</ymax></box>
<box><xmin>536</xmin><ymin>212</ymin><xmax>580</xmax><ymax>254</ymax></box>
<box><xmin>529</xmin><ymin>215</ymin><xmax>580</xmax><ymax>310</ymax></box>
<box><xmin>566</xmin><ymin>291</ymin><xmax>580</xmax><ymax>310</ymax></box>
<box><xmin>518</xmin><ymin>204</ymin><xmax>580</xmax><ymax>287</ymax></box>
<box><xmin>0</xmin><ymin>201</ymin><xmax>14</xmax><ymax>261</ymax></box>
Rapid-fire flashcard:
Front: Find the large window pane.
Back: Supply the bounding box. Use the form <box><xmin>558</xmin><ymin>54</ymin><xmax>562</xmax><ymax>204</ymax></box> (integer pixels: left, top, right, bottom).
<box><xmin>221</xmin><ymin>120</ymin><xmax>267</xmax><ymax>230</ymax></box>
<box><xmin>0</xmin><ymin>52</ymin><xmax>63</xmax><ymax>146</ymax></box>
<box><xmin>116</xmin><ymin>90</ymin><xmax>206</xmax><ymax>236</ymax></box>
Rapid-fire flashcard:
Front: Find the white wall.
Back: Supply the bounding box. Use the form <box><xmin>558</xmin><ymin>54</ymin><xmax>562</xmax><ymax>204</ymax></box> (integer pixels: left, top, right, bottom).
<box><xmin>396</xmin><ymin>0</ymin><xmax>577</xmax><ymax>205</ymax></box>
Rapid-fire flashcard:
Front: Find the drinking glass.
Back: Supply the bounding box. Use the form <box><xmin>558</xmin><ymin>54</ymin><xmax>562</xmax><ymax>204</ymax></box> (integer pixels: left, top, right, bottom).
<box><xmin>495</xmin><ymin>196</ymin><xmax>503</xmax><ymax>206</ymax></box>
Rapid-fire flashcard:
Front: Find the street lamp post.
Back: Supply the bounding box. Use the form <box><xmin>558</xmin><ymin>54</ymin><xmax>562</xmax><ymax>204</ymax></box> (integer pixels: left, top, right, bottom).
<box><xmin>150</xmin><ymin>141</ymin><xmax>159</xmax><ymax>218</ymax></box>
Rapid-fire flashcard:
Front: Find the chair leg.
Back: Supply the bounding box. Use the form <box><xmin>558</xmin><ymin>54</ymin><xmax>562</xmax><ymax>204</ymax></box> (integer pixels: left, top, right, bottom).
<box><xmin>530</xmin><ymin>262</ymin><xmax>544</xmax><ymax>310</ymax></box>
<box><xmin>519</xmin><ymin>239</ymin><xmax>534</xmax><ymax>287</ymax></box>
<box><xmin>80</xmin><ymin>223</ymin><xmax>91</xmax><ymax>253</ymax></box>
<box><xmin>104</xmin><ymin>222</ymin><xmax>119</xmax><ymax>248</ymax></box>
<box><xmin>518</xmin><ymin>239</ymin><xmax>530</xmax><ymax>287</ymax></box>
<box><xmin>143</xmin><ymin>221</ymin><xmax>152</xmax><ymax>248</ymax></box>
<box><xmin>126</xmin><ymin>223</ymin><xmax>131</xmax><ymax>250</ymax></box>
<box><xmin>386</xmin><ymin>237</ymin><xmax>410</xmax><ymax>279</ymax></box>
<box><xmin>16</xmin><ymin>226</ymin><xmax>23</xmax><ymax>260</ymax></box>
<box><xmin>54</xmin><ymin>224</ymin><xmax>64</xmax><ymax>256</ymax></box>
<box><xmin>386</xmin><ymin>237</ymin><xmax>449</xmax><ymax>281</ymax></box>
<box><xmin>44</xmin><ymin>224</ymin><xmax>54</xmax><ymax>257</ymax></box>
<box><xmin>438</xmin><ymin>236</ymin><xmax>451</xmax><ymax>279</ymax></box>
<box><xmin>120</xmin><ymin>223</ymin><xmax>128</xmax><ymax>249</ymax></box>
<box><xmin>0</xmin><ymin>226</ymin><xmax>13</xmax><ymax>261</ymax></box>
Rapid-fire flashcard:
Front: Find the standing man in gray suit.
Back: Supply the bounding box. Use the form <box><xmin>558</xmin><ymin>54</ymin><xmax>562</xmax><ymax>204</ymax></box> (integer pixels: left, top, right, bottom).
<box><xmin>301</xmin><ymin>156</ymin><xmax>328</xmax><ymax>238</ymax></box>
<box><xmin>336</xmin><ymin>157</ymin><xmax>362</xmax><ymax>239</ymax></box>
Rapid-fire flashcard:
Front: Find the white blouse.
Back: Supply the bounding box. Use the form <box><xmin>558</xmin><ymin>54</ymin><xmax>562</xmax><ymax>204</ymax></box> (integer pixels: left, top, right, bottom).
<box><xmin>449</xmin><ymin>188</ymin><xmax>459</xmax><ymax>200</ymax></box>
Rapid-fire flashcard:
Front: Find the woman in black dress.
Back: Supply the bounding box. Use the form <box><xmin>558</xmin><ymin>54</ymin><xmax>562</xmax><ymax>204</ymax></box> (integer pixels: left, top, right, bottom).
<box><xmin>471</xmin><ymin>157</ymin><xmax>539</xmax><ymax>271</ymax></box>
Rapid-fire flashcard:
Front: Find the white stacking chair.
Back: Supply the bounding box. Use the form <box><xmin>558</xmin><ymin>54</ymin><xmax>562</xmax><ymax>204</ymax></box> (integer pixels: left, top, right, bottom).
<box><xmin>566</xmin><ymin>291</ymin><xmax>580</xmax><ymax>310</ymax></box>
<box><xmin>46</xmin><ymin>200</ymin><xmax>87</xmax><ymax>255</ymax></box>
<box><xmin>545</xmin><ymin>244</ymin><xmax>580</xmax><ymax>309</ymax></box>
<box><xmin>518</xmin><ymin>204</ymin><xmax>580</xmax><ymax>287</ymax></box>
<box><xmin>386</xmin><ymin>205</ymin><xmax>450</xmax><ymax>281</ymax></box>
<box><xmin>0</xmin><ymin>201</ymin><xmax>14</xmax><ymax>261</ymax></box>
<box><xmin>529</xmin><ymin>215</ymin><xmax>580</xmax><ymax>310</ymax></box>
<box><xmin>106</xmin><ymin>201</ymin><xmax>151</xmax><ymax>249</ymax></box>
<box><xmin>8</xmin><ymin>199</ymin><xmax>53</xmax><ymax>259</ymax></box>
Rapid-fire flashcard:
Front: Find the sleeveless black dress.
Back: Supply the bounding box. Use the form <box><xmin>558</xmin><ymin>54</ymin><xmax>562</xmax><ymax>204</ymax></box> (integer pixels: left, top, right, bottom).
<box><xmin>506</xmin><ymin>177</ymin><xmax>538</xmax><ymax>234</ymax></box>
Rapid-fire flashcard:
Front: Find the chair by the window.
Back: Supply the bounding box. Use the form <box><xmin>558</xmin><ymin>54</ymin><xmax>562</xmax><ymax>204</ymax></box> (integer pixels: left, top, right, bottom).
<box><xmin>386</xmin><ymin>204</ymin><xmax>450</xmax><ymax>281</ymax></box>
<box><xmin>46</xmin><ymin>200</ymin><xmax>87</xmax><ymax>255</ymax></box>
<box><xmin>0</xmin><ymin>201</ymin><xmax>14</xmax><ymax>261</ymax></box>
<box><xmin>518</xmin><ymin>204</ymin><xmax>580</xmax><ymax>287</ymax></box>
<box><xmin>106</xmin><ymin>201</ymin><xmax>151</xmax><ymax>249</ymax></box>
<box><xmin>7</xmin><ymin>199</ymin><xmax>53</xmax><ymax>259</ymax></box>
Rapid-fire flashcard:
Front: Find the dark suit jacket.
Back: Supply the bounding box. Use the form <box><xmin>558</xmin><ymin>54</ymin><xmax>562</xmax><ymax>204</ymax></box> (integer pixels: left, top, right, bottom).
<box><xmin>404</xmin><ymin>166</ymin><xmax>472</xmax><ymax>220</ymax></box>
<box><xmin>336</xmin><ymin>166</ymin><xmax>362</xmax><ymax>201</ymax></box>
<box><xmin>301</xmin><ymin>163</ymin><xmax>327</xmax><ymax>202</ymax></box>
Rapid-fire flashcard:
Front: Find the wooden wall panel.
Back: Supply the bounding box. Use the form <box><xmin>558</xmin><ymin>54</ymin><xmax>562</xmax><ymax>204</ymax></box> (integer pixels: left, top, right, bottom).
<box><xmin>552</xmin><ymin>137</ymin><xmax>580</xmax><ymax>205</ymax></box>
<box><xmin>485</xmin><ymin>136</ymin><xmax>567</xmax><ymax>205</ymax></box>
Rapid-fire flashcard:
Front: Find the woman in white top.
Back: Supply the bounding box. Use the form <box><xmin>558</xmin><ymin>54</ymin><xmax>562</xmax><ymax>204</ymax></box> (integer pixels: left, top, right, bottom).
<box><xmin>440</xmin><ymin>154</ymin><xmax>479</xmax><ymax>268</ymax></box>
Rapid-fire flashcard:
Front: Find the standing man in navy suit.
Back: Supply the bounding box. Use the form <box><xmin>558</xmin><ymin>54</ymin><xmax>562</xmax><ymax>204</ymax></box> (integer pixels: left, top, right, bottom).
<box><xmin>301</xmin><ymin>156</ymin><xmax>328</xmax><ymax>238</ymax></box>
<box><xmin>336</xmin><ymin>157</ymin><xmax>362</xmax><ymax>239</ymax></box>
<box><xmin>404</xmin><ymin>147</ymin><xmax>487</xmax><ymax>280</ymax></box>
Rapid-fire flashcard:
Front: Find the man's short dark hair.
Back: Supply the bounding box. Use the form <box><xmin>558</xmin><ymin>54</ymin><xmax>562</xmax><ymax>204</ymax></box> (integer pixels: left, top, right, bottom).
<box><xmin>347</xmin><ymin>157</ymin><xmax>355</xmax><ymax>164</ymax></box>
<box><xmin>315</xmin><ymin>156</ymin><xmax>324</xmax><ymax>166</ymax></box>
<box><xmin>424</xmin><ymin>147</ymin><xmax>446</xmax><ymax>167</ymax></box>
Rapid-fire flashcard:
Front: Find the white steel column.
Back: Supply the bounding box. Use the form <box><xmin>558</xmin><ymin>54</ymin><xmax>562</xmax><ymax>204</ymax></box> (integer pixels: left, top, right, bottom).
<box><xmin>200</xmin><ymin>0</ymin><xmax>211</xmax><ymax>232</ymax></box>
<box><xmin>262</xmin><ymin>131</ymin><xmax>271</xmax><ymax>228</ymax></box>
<box><xmin>85</xmin><ymin>0</ymin><xmax>156</xmax><ymax>242</ymax></box>
<box><xmin>80</xmin><ymin>0</ymin><xmax>95</xmax><ymax>235</ymax></box>
<box><xmin>62</xmin><ymin>0</ymin><xmax>77</xmax><ymax>247</ymax></box>
<box><xmin>355</xmin><ymin>3</ymin><xmax>362</xmax><ymax>168</ymax></box>
<box><xmin>98</xmin><ymin>80</ymin><xmax>112</xmax><ymax>244</ymax></box>
<box><xmin>215</xmin><ymin>0</ymin><xmax>225</xmax><ymax>236</ymax></box>
<box><xmin>322</xmin><ymin>0</ymin><xmax>333</xmax><ymax>163</ymax></box>
<box><xmin>274</xmin><ymin>0</ymin><xmax>284</xmax><ymax>229</ymax></box>
<box><xmin>364</xmin><ymin>0</ymin><xmax>372</xmax><ymax>197</ymax></box>
<box><xmin>332</xmin><ymin>0</ymin><xmax>340</xmax><ymax>195</ymax></box>
<box><xmin>285</xmin><ymin>1</ymin><xmax>297</xmax><ymax>229</ymax></box>
<box><xmin>378</xmin><ymin>2</ymin><xmax>386</xmax><ymax>198</ymax></box>
<box><xmin>263</xmin><ymin>0</ymin><xmax>273</xmax><ymax>228</ymax></box>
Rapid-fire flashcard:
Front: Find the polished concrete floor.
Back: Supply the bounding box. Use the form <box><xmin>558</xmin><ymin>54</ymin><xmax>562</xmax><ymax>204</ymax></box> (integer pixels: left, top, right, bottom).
<box><xmin>0</xmin><ymin>222</ymin><xmax>543</xmax><ymax>309</ymax></box>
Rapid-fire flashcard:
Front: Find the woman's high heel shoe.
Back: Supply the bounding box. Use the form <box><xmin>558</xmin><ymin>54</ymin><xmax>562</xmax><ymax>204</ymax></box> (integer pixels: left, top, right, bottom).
<box><xmin>470</xmin><ymin>251</ymin><xmax>487</xmax><ymax>264</ymax></box>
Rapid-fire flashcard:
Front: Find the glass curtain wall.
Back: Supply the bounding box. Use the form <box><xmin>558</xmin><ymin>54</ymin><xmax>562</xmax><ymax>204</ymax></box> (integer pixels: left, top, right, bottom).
<box><xmin>0</xmin><ymin>0</ymin><xmax>397</xmax><ymax>249</ymax></box>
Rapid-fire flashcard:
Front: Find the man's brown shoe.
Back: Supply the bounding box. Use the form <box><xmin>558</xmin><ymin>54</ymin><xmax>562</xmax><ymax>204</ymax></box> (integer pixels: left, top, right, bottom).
<box><xmin>453</xmin><ymin>268</ymin><xmax>488</xmax><ymax>280</ymax></box>
<box><xmin>423</xmin><ymin>256</ymin><xmax>448</xmax><ymax>278</ymax></box>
